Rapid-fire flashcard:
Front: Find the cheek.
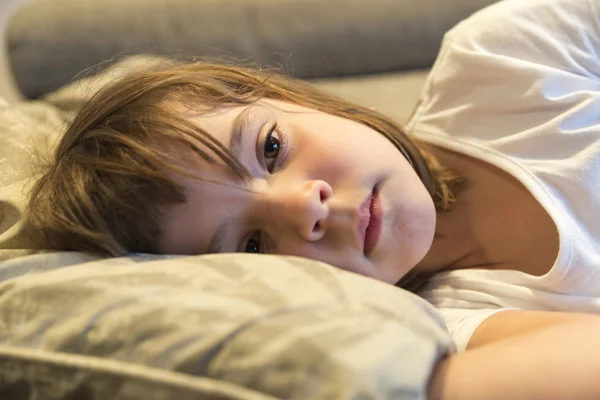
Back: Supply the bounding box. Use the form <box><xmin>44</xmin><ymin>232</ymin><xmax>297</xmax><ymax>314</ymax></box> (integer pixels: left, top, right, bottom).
<box><xmin>288</xmin><ymin>137</ymin><xmax>347</xmax><ymax>179</ymax></box>
<box><xmin>294</xmin><ymin>126</ymin><xmax>385</xmax><ymax>175</ymax></box>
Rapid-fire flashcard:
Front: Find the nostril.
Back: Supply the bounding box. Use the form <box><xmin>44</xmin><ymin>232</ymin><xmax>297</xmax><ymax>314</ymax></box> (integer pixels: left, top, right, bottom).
<box><xmin>320</xmin><ymin>188</ymin><xmax>327</xmax><ymax>202</ymax></box>
<box><xmin>313</xmin><ymin>221</ymin><xmax>321</xmax><ymax>233</ymax></box>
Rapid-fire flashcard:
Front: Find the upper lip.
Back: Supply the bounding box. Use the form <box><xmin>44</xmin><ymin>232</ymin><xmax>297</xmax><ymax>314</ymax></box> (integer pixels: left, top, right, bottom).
<box><xmin>357</xmin><ymin>190</ymin><xmax>374</xmax><ymax>251</ymax></box>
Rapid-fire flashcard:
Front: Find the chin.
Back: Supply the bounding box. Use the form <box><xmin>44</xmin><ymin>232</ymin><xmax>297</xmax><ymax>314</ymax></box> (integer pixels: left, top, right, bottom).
<box><xmin>381</xmin><ymin>223</ymin><xmax>435</xmax><ymax>284</ymax></box>
<box><xmin>404</xmin><ymin>204</ymin><xmax>437</xmax><ymax>266</ymax></box>
<box><xmin>375</xmin><ymin>252</ymin><xmax>416</xmax><ymax>284</ymax></box>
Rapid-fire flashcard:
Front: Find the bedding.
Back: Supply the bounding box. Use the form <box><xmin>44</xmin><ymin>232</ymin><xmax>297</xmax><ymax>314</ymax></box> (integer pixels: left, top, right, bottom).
<box><xmin>0</xmin><ymin>253</ymin><xmax>452</xmax><ymax>399</ymax></box>
<box><xmin>0</xmin><ymin>58</ymin><xmax>453</xmax><ymax>399</ymax></box>
<box><xmin>0</xmin><ymin>94</ymin><xmax>66</xmax><ymax>260</ymax></box>
<box><xmin>0</xmin><ymin>56</ymin><xmax>178</xmax><ymax>261</ymax></box>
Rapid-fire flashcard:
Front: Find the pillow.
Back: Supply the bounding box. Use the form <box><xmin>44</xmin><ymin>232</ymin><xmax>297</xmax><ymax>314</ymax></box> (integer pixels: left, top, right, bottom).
<box><xmin>0</xmin><ymin>94</ymin><xmax>66</xmax><ymax>260</ymax></box>
<box><xmin>0</xmin><ymin>253</ymin><xmax>453</xmax><ymax>399</ymax></box>
<box><xmin>0</xmin><ymin>0</ymin><xmax>29</xmax><ymax>103</ymax></box>
<box><xmin>0</xmin><ymin>55</ymin><xmax>175</xmax><ymax>261</ymax></box>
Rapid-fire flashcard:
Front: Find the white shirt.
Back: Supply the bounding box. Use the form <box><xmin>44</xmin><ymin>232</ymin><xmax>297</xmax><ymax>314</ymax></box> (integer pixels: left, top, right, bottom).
<box><xmin>407</xmin><ymin>0</ymin><xmax>600</xmax><ymax>351</ymax></box>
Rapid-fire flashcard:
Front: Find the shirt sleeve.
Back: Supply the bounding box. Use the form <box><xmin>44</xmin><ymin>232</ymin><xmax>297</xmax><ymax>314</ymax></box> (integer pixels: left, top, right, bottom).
<box><xmin>406</xmin><ymin>0</ymin><xmax>600</xmax><ymax>140</ymax></box>
<box><xmin>436</xmin><ymin>307</ymin><xmax>512</xmax><ymax>352</ymax></box>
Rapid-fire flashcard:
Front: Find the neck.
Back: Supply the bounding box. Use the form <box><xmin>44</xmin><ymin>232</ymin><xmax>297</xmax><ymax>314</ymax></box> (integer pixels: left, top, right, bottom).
<box><xmin>415</xmin><ymin>143</ymin><xmax>560</xmax><ymax>278</ymax></box>
<box><xmin>414</xmin><ymin>146</ymin><xmax>484</xmax><ymax>274</ymax></box>
<box><xmin>415</xmin><ymin>206</ymin><xmax>479</xmax><ymax>274</ymax></box>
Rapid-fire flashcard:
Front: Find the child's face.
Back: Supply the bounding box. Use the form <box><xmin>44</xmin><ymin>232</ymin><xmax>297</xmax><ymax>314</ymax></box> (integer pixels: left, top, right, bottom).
<box><xmin>159</xmin><ymin>99</ymin><xmax>435</xmax><ymax>284</ymax></box>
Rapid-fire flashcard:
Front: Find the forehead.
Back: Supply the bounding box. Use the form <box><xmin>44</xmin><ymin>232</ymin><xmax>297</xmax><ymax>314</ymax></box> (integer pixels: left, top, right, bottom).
<box><xmin>189</xmin><ymin>105</ymin><xmax>244</xmax><ymax>144</ymax></box>
<box><xmin>190</xmin><ymin>99</ymin><xmax>314</xmax><ymax>135</ymax></box>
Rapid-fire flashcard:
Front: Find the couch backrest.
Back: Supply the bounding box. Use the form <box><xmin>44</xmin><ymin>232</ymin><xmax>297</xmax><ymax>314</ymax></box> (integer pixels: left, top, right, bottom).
<box><xmin>6</xmin><ymin>0</ymin><xmax>499</xmax><ymax>99</ymax></box>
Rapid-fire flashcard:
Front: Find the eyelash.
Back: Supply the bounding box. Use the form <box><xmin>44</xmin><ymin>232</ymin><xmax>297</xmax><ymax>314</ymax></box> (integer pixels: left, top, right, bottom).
<box><xmin>244</xmin><ymin>123</ymin><xmax>288</xmax><ymax>254</ymax></box>
<box><xmin>262</xmin><ymin>123</ymin><xmax>288</xmax><ymax>173</ymax></box>
<box><xmin>244</xmin><ymin>231</ymin><xmax>262</xmax><ymax>254</ymax></box>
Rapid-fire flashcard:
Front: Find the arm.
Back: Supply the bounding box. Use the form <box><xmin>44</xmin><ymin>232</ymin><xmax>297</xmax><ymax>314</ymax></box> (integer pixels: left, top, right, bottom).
<box><xmin>428</xmin><ymin>310</ymin><xmax>600</xmax><ymax>400</ymax></box>
<box><xmin>467</xmin><ymin>309</ymin><xmax>596</xmax><ymax>349</ymax></box>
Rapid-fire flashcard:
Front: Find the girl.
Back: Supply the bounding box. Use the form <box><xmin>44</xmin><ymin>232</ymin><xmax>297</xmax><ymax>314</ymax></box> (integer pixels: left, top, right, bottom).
<box><xmin>25</xmin><ymin>0</ymin><xmax>600</xmax><ymax>397</ymax></box>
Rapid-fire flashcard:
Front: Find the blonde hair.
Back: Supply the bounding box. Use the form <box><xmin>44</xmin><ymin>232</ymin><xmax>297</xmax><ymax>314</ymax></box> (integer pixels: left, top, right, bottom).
<box><xmin>26</xmin><ymin>61</ymin><xmax>461</xmax><ymax>257</ymax></box>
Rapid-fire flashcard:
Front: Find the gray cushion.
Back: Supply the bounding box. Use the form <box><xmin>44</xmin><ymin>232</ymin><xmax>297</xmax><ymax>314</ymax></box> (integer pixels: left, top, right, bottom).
<box><xmin>315</xmin><ymin>69</ymin><xmax>430</xmax><ymax>124</ymax></box>
<box><xmin>0</xmin><ymin>56</ymin><xmax>181</xmax><ymax>261</ymax></box>
<box><xmin>0</xmin><ymin>0</ymin><xmax>32</xmax><ymax>102</ymax></box>
<box><xmin>8</xmin><ymin>0</ymin><xmax>499</xmax><ymax>98</ymax></box>
<box><xmin>0</xmin><ymin>95</ymin><xmax>66</xmax><ymax>258</ymax></box>
<box><xmin>0</xmin><ymin>253</ymin><xmax>452</xmax><ymax>399</ymax></box>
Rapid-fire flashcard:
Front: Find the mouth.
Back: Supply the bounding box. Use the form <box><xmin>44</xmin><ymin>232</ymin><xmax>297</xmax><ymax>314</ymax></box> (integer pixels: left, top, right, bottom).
<box><xmin>359</xmin><ymin>186</ymin><xmax>382</xmax><ymax>256</ymax></box>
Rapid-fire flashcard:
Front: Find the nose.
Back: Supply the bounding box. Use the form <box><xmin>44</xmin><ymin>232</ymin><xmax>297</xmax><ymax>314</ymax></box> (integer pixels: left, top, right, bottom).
<box><xmin>266</xmin><ymin>180</ymin><xmax>332</xmax><ymax>241</ymax></box>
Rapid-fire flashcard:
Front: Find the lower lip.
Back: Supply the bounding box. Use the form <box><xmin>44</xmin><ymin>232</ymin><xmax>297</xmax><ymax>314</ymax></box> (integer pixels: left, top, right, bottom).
<box><xmin>364</xmin><ymin>188</ymin><xmax>382</xmax><ymax>255</ymax></box>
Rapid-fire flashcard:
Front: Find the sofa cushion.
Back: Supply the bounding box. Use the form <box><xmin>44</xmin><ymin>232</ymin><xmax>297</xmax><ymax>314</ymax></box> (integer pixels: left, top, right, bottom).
<box><xmin>316</xmin><ymin>69</ymin><xmax>430</xmax><ymax>124</ymax></box>
<box><xmin>0</xmin><ymin>252</ymin><xmax>452</xmax><ymax>399</ymax></box>
<box><xmin>0</xmin><ymin>56</ymin><xmax>172</xmax><ymax>260</ymax></box>
<box><xmin>7</xmin><ymin>0</ymin><xmax>499</xmax><ymax>98</ymax></box>
<box><xmin>0</xmin><ymin>95</ymin><xmax>65</xmax><ymax>259</ymax></box>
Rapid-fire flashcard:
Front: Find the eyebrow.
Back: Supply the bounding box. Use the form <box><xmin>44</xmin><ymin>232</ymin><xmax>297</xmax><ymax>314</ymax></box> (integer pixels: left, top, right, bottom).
<box><xmin>229</xmin><ymin>105</ymin><xmax>258</xmax><ymax>159</ymax></box>
<box><xmin>207</xmin><ymin>217</ymin><xmax>232</xmax><ymax>254</ymax></box>
<box><xmin>206</xmin><ymin>106</ymin><xmax>257</xmax><ymax>254</ymax></box>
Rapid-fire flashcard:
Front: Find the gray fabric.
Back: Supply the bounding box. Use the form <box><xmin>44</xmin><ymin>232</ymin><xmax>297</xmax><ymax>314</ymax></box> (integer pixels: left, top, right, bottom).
<box><xmin>0</xmin><ymin>0</ymin><xmax>34</xmax><ymax>103</ymax></box>
<box><xmin>0</xmin><ymin>347</ymin><xmax>276</xmax><ymax>400</ymax></box>
<box><xmin>7</xmin><ymin>0</ymin><xmax>499</xmax><ymax>98</ymax></box>
<box><xmin>315</xmin><ymin>69</ymin><xmax>430</xmax><ymax>124</ymax></box>
<box><xmin>0</xmin><ymin>96</ymin><xmax>67</xmax><ymax>255</ymax></box>
<box><xmin>0</xmin><ymin>253</ymin><xmax>453</xmax><ymax>399</ymax></box>
<box><xmin>0</xmin><ymin>56</ymin><xmax>193</xmax><ymax>258</ymax></box>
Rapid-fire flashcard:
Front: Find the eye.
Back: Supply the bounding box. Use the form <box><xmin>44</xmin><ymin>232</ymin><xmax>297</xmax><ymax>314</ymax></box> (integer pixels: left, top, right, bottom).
<box><xmin>244</xmin><ymin>231</ymin><xmax>262</xmax><ymax>253</ymax></box>
<box><xmin>263</xmin><ymin>125</ymin><xmax>283</xmax><ymax>173</ymax></box>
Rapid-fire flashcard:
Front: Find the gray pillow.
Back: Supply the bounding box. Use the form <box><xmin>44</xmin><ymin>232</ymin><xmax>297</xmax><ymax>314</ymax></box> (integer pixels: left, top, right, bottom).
<box><xmin>0</xmin><ymin>95</ymin><xmax>66</xmax><ymax>259</ymax></box>
<box><xmin>0</xmin><ymin>253</ymin><xmax>453</xmax><ymax>399</ymax></box>
<box><xmin>7</xmin><ymin>0</ymin><xmax>500</xmax><ymax>98</ymax></box>
<box><xmin>0</xmin><ymin>55</ymin><xmax>179</xmax><ymax>261</ymax></box>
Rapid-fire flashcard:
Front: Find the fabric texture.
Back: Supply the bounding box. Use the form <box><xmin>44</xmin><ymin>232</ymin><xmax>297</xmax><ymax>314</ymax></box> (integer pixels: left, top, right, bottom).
<box><xmin>7</xmin><ymin>0</ymin><xmax>499</xmax><ymax>98</ymax></box>
<box><xmin>316</xmin><ymin>69</ymin><xmax>430</xmax><ymax>125</ymax></box>
<box><xmin>407</xmin><ymin>0</ymin><xmax>600</xmax><ymax>351</ymax></box>
<box><xmin>0</xmin><ymin>97</ymin><xmax>66</xmax><ymax>259</ymax></box>
<box><xmin>0</xmin><ymin>253</ymin><xmax>453</xmax><ymax>399</ymax></box>
<box><xmin>0</xmin><ymin>55</ymin><xmax>201</xmax><ymax>261</ymax></box>
<box><xmin>0</xmin><ymin>0</ymin><xmax>33</xmax><ymax>103</ymax></box>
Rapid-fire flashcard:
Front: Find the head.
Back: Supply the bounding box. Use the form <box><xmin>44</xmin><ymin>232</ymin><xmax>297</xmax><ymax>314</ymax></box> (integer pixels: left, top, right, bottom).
<box><xmin>27</xmin><ymin>60</ymin><xmax>459</xmax><ymax>284</ymax></box>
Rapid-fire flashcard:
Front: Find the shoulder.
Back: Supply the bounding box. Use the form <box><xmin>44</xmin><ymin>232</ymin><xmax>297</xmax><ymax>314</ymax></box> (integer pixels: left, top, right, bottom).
<box><xmin>408</xmin><ymin>0</ymin><xmax>600</xmax><ymax>142</ymax></box>
<box><xmin>435</xmin><ymin>307</ymin><xmax>507</xmax><ymax>352</ymax></box>
<box><xmin>466</xmin><ymin>309</ymin><xmax>598</xmax><ymax>348</ymax></box>
<box><xmin>444</xmin><ymin>0</ymin><xmax>600</xmax><ymax>56</ymax></box>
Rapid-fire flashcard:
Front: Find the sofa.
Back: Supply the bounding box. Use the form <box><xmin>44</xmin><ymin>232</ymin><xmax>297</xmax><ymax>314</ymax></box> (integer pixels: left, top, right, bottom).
<box><xmin>2</xmin><ymin>0</ymin><xmax>499</xmax><ymax>121</ymax></box>
<box><xmin>0</xmin><ymin>0</ymin><xmax>498</xmax><ymax>399</ymax></box>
